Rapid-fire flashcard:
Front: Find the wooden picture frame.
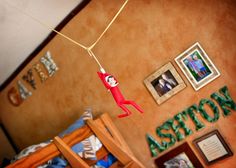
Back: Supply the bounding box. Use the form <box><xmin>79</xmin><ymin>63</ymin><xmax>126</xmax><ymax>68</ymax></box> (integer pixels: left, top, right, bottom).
<box><xmin>155</xmin><ymin>142</ymin><xmax>204</xmax><ymax>168</ymax></box>
<box><xmin>193</xmin><ymin>130</ymin><xmax>233</xmax><ymax>165</ymax></box>
<box><xmin>175</xmin><ymin>42</ymin><xmax>220</xmax><ymax>91</ymax></box>
<box><xmin>144</xmin><ymin>62</ymin><xmax>186</xmax><ymax>105</ymax></box>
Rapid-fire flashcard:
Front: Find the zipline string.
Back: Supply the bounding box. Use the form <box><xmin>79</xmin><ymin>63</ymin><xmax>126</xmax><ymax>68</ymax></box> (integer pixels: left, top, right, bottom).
<box><xmin>5</xmin><ymin>0</ymin><xmax>145</xmax><ymax>118</ymax></box>
<box><xmin>4</xmin><ymin>0</ymin><xmax>129</xmax><ymax>71</ymax></box>
<box><xmin>87</xmin><ymin>0</ymin><xmax>129</xmax><ymax>51</ymax></box>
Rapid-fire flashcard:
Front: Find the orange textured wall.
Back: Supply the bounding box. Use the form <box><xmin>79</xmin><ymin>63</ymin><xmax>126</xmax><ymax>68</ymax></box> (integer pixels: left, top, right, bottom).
<box><xmin>0</xmin><ymin>0</ymin><xmax>236</xmax><ymax>167</ymax></box>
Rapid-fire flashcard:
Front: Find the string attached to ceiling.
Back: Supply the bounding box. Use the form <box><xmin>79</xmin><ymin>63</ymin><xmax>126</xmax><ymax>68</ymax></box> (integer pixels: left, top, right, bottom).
<box><xmin>4</xmin><ymin>0</ymin><xmax>129</xmax><ymax>71</ymax></box>
<box><xmin>5</xmin><ymin>0</ymin><xmax>144</xmax><ymax>118</ymax></box>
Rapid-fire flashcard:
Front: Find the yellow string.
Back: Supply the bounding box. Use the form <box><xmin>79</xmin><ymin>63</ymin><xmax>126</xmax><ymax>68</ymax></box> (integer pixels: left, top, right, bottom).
<box><xmin>88</xmin><ymin>0</ymin><xmax>129</xmax><ymax>50</ymax></box>
<box><xmin>86</xmin><ymin>49</ymin><xmax>103</xmax><ymax>70</ymax></box>
<box><xmin>4</xmin><ymin>0</ymin><xmax>129</xmax><ymax>71</ymax></box>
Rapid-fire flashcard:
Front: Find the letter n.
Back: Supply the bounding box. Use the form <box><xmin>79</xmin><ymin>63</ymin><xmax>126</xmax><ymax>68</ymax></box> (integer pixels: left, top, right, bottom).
<box><xmin>211</xmin><ymin>86</ymin><xmax>236</xmax><ymax>116</ymax></box>
<box><xmin>40</xmin><ymin>51</ymin><xmax>59</xmax><ymax>77</ymax></box>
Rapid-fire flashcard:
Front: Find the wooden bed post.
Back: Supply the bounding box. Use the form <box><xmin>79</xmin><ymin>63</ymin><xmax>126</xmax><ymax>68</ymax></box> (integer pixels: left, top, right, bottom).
<box><xmin>54</xmin><ymin>136</ymin><xmax>90</xmax><ymax>168</ymax></box>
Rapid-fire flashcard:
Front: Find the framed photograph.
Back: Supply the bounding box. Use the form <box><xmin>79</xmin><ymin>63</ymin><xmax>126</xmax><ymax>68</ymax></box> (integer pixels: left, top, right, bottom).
<box><xmin>175</xmin><ymin>42</ymin><xmax>220</xmax><ymax>91</ymax></box>
<box><xmin>144</xmin><ymin>62</ymin><xmax>186</xmax><ymax>105</ymax></box>
<box><xmin>155</xmin><ymin>142</ymin><xmax>204</xmax><ymax>168</ymax></box>
<box><xmin>193</xmin><ymin>130</ymin><xmax>233</xmax><ymax>165</ymax></box>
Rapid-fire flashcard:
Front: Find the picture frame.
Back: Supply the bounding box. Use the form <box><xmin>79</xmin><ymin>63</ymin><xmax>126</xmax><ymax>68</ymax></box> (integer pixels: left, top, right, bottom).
<box><xmin>193</xmin><ymin>130</ymin><xmax>233</xmax><ymax>165</ymax></box>
<box><xmin>144</xmin><ymin>62</ymin><xmax>186</xmax><ymax>105</ymax></box>
<box><xmin>155</xmin><ymin>142</ymin><xmax>204</xmax><ymax>168</ymax></box>
<box><xmin>175</xmin><ymin>42</ymin><xmax>220</xmax><ymax>91</ymax></box>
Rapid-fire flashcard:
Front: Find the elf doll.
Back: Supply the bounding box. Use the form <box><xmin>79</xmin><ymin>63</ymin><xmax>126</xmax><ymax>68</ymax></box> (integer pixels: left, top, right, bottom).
<box><xmin>97</xmin><ymin>69</ymin><xmax>144</xmax><ymax>118</ymax></box>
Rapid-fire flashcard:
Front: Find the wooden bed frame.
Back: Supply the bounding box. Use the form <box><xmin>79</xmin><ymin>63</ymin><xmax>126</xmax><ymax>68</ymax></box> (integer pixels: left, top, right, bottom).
<box><xmin>6</xmin><ymin>113</ymin><xmax>144</xmax><ymax>168</ymax></box>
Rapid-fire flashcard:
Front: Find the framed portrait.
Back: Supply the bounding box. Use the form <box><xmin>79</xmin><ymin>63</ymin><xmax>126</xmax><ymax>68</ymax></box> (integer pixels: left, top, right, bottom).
<box><xmin>193</xmin><ymin>130</ymin><xmax>233</xmax><ymax>165</ymax></box>
<box><xmin>155</xmin><ymin>142</ymin><xmax>204</xmax><ymax>168</ymax></box>
<box><xmin>144</xmin><ymin>62</ymin><xmax>186</xmax><ymax>105</ymax></box>
<box><xmin>175</xmin><ymin>42</ymin><xmax>220</xmax><ymax>91</ymax></box>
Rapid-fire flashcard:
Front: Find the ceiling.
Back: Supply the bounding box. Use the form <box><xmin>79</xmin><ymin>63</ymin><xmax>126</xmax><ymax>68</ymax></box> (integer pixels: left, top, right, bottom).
<box><xmin>0</xmin><ymin>0</ymin><xmax>83</xmax><ymax>87</ymax></box>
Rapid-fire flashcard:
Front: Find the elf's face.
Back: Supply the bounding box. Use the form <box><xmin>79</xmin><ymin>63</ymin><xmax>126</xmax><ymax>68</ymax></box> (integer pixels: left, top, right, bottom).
<box><xmin>106</xmin><ymin>76</ymin><xmax>118</xmax><ymax>87</ymax></box>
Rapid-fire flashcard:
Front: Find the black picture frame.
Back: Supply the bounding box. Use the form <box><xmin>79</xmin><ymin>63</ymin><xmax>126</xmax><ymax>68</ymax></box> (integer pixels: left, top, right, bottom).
<box><xmin>155</xmin><ymin>142</ymin><xmax>204</xmax><ymax>168</ymax></box>
<box><xmin>193</xmin><ymin>130</ymin><xmax>233</xmax><ymax>165</ymax></box>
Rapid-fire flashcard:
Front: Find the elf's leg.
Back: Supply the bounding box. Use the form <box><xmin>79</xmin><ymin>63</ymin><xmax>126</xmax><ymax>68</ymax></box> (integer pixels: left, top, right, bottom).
<box><xmin>117</xmin><ymin>104</ymin><xmax>132</xmax><ymax>118</ymax></box>
<box><xmin>123</xmin><ymin>100</ymin><xmax>144</xmax><ymax>113</ymax></box>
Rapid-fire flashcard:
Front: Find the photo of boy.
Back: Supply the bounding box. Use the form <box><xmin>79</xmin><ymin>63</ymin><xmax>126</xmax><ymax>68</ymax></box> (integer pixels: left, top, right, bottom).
<box><xmin>175</xmin><ymin>42</ymin><xmax>220</xmax><ymax>91</ymax></box>
<box><xmin>183</xmin><ymin>51</ymin><xmax>211</xmax><ymax>82</ymax></box>
<box><xmin>164</xmin><ymin>152</ymin><xmax>195</xmax><ymax>168</ymax></box>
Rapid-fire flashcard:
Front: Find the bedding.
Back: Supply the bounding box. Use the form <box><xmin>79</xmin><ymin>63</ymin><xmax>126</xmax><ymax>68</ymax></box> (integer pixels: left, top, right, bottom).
<box><xmin>9</xmin><ymin>108</ymin><xmax>116</xmax><ymax>168</ymax></box>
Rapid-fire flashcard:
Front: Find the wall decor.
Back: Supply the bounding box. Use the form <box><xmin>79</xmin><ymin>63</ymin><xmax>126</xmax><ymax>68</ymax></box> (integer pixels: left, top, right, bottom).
<box><xmin>7</xmin><ymin>87</ymin><xmax>23</xmax><ymax>106</ymax></box>
<box><xmin>193</xmin><ymin>130</ymin><xmax>233</xmax><ymax>165</ymax></box>
<box><xmin>155</xmin><ymin>142</ymin><xmax>204</xmax><ymax>168</ymax></box>
<box><xmin>17</xmin><ymin>80</ymin><xmax>32</xmax><ymax>100</ymax></box>
<box><xmin>175</xmin><ymin>42</ymin><xmax>220</xmax><ymax>91</ymax></box>
<box><xmin>33</xmin><ymin>63</ymin><xmax>48</xmax><ymax>83</ymax></box>
<box><xmin>22</xmin><ymin>69</ymin><xmax>36</xmax><ymax>89</ymax></box>
<box><xmin>144</xmin><ymin>62</ymin><xmax>186</xmax><ymax>105</ymax></box>
<box><xmin>7</xmin><ymin>51</ymin><xmax>58</xmax><ymax>106</ymax></box>
<box><xmin>146</xmin><ymin>86</ymin><xmax>236</xmax><ymax>157</ymax></box>
<box><xmin>40</xmin><ymin>51</ymin><xmax>59</xmax><ymax>77</ymax></box>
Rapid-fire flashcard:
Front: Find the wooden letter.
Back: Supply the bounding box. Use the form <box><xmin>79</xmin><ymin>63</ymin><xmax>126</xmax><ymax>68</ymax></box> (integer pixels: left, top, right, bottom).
<box><xmin>40</xmin><ymin>51</ymin><xmax>58</xmax><ymax>77</ymax></box>
<box><xmin>33</xmin><ymin>63</ymin><xmax>48</xmax><ymax>83</ymax></box>
<box><xmin>170</xmin><ymin>113</ymin><xmax>193</xmax><ymax>141</ymax></box>
<box><xmin>211</xmin><ymin>86</ymin><xmax>236</xmax><ymax>116</ymax></box>
<box><xmin>22</xmin><ymin>69</ymin><xmax>36</xmax><ymax>89</ymax></box>
<box><xmin>156</xmin><ymin>122</ymin><xmax>176</xmax><ymax>149</ymax></box>
<box><xmin>198</xmin><ymin>99</ymin><xmax>220</xmax><ymax>122</ymax></box>
<box><xmin>185</xmin><ymin>105</ymin><xmax>205</xmax><ymax>131</ymax></box>
<box><xmin>146</xmin><ymin>134</ymin><xmax>165</xmax><ymax>157</ymax></box>
<box><xmin>17</xmin><ymin>80</ymin><xmax>32</xmax><ymax>100</ymax></box>
<box><xmin>8</xmin><ymin>87</ymin><xmax>23</xmax><ymax>106</ymax></box>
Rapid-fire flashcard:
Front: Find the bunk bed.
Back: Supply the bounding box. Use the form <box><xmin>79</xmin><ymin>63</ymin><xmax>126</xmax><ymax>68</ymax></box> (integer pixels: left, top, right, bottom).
<box><xmin>6</xmin><ymin>111</ymin><xmax>144</xmax><ymax>168</ymax></box>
